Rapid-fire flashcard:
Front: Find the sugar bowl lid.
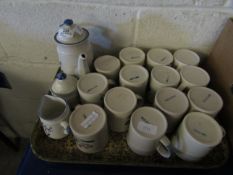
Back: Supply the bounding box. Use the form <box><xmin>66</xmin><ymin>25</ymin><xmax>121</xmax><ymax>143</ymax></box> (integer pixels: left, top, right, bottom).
<box><xmin>51</xmin><ymin>72</ymin><xmax>77</xmax><ymax>95</ymax></box>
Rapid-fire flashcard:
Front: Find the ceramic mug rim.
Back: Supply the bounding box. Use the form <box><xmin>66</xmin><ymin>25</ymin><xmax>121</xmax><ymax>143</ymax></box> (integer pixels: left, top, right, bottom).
<box><xmin>182</xmin><ymin>112</ymin><xmax>224</xmax><ymax>147</ymax></box>
<box><xmin>69</xmin><ymin>104</ymin><xmax>107</xmax><ymax>138</ymax></box>
<box><xmin>104</xmin><ymin>87</ymin><xmax>137</xmax><ymax>116</ymax></box>
<box><xmin>150</xmin><ymin>65</ymin><xmax>180</xmax><ymax>87</ymax></box>
<box><xmin>179</xmin><ymin>66</ymin><xmax>210</xmax><ymax>86</ymax></box>
<box><xmin>187</xmin><ymin>87</ymin><xmax>223</xmax><ymax>115</ymax></box>
<box><xmin>130</xmin><ymin>106</ymin><xmax>168</xmax><ymax>141</ymax></box>
<box><xmin>154</xmin><ymin>87</ymin><xmax>189</xmax><ymax>117</ymax></box>
<box><xmin>119</xmin><ymin>65</ymin><xmax>149</xmax><ymax>87</ymax></box>
<box><xmin>173</xmin><ymin>49</ymin><xmax>200</xmax><ymax>66</ymax></box>
<box><xmin>147</xmin><ymin>48</ymin><xmax>173</xmax><ymax>66</ymax></box>
<box><xmin>119</xmin><ymin>47</ymin><xmax>145</xmax><ymax>64</ymax></box>
<box><xmin>94</xmin><ymin>55</ymin><xmax>121</xmax><ymax>74</ymax></box>
<box><xmin>77</xmin><ymin>73</ymin><xmax>108</xmax><ymax>97</ymax></box>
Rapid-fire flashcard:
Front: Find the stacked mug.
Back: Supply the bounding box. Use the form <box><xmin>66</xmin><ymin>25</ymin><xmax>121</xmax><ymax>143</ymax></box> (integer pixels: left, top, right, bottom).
<box><xmin>38</xmin><ymin>45</ymin><xmax>225</xmax><ymax>161</ymax></box>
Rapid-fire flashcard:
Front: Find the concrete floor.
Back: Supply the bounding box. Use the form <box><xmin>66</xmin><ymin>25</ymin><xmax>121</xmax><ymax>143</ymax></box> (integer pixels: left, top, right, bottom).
<box><xmin>0</xmin><ymin>138</ymin><xmax>28</xmax><ymax>175</ymax></box>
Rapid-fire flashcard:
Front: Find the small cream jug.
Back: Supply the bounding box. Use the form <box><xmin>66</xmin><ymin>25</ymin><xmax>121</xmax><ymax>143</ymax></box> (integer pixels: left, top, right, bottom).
<box><xmin>54</xmin><ymin>19</ymin><xmax>93</xmax><ymax>75</ymax></box>
<box><xmin>38</xmin><ymin>95</ymin><xmax>71</xmax><ymax>139</ymax></box>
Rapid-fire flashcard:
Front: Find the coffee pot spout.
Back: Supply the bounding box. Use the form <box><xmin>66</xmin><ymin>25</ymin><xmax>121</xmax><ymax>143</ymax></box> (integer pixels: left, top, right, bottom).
<box><xmin>75</xmin><ymin>53</ymin><xmax>90</xmax><ymax>78</ymax></box>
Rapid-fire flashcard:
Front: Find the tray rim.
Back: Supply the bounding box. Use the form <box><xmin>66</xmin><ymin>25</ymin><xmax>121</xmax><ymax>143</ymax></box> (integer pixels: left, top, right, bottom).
<box><xmin>30</xmin><ymin>120</ymin><xmax>230</xmax><ymax>169</ymax></box>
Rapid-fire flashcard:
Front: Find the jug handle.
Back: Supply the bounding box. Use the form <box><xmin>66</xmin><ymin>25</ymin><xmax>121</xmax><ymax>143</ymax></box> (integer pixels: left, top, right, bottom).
<box><xmin>60</xmin><ymin>121</ymin><xmax>70</xmax><ymax>135</ymax></box>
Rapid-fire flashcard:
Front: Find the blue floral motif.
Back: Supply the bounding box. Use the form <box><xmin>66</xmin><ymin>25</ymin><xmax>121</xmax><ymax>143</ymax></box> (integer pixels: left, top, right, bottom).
<box><xmin>42</xmin><ymin>124</ymin><xmax>53</xmax><ymax>137</ymax></box>
<box><xmin>74</xmin><ymin>137</ymin><xmax>94</xmax><ymax>150</ymax></box>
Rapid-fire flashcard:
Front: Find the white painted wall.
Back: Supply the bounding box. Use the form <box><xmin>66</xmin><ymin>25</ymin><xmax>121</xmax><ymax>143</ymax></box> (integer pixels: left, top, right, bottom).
<box><xmin>0</xmin><ymin>0</ymin><xmax>232</xmax><ymax>137</ymax></box>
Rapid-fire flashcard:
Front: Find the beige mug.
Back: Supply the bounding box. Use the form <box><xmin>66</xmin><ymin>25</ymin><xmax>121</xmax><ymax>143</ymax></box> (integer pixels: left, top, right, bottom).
<box><xmin>150</xmin><ymin>65</ymin><xmax>180</xmax><ymax>94</ymax></box>
<box><xmin>154</xmin><ymin>87</ymin><xmax>189</xmax><ymax>133</ymax></box>
<box><xmin>69</xmin><ymin>104</ymin><xmax>108</xmax><ymax>153</ymax></box>
<box><xmin>171</xmin><ymin>112</ymin><xmax>225</xmax><ymax>161</ymax></box>
<box><xmin>119</xmin><ymin>65</ymin><xmax>149</xmax><ymax>96</ymax></box>
<box><xmin>77</xmin><ymin>73</ymin><xmax>109</xmax><ymax>105</ymax></box>
<box><xmin>178</xmin><ymin>65</ymin><xmax>210</xmax><ymax>92</ymax></box>
<box><xmin>146</xmin><ymin>48</ymin><xmax>173</xmax><ymax>70</ymax></box>
<box><xmin>104</xmin><ymin>87</ymin><xmax>142</xmax><ymax>132</ymax></box>
<box><xmin>187</xmin><ymin>87</ymin><xmax>223</xmax><ymax>117</ymax></box>
<box><xmin>173</xmin><ymin>49</ymin><xmax>200</xmax><ymax>70</ymax></box>
<box><xmin>127</xmin><ymin>106</ymin><xmax>171</xmax><ymax>158</ymax></box>
<box><xmin>119</xmin><ymin>47</ymin><xmax>145</xmax><ymax>65</ymax></box>
<box><xmin>94</xmin><ymin>55</ymin><xmax>121</xmax><ymax>82</ymax></box>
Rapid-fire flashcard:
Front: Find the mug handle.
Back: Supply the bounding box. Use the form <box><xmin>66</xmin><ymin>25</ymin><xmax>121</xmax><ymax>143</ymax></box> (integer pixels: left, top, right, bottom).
<box><xmin>135</xmin><ymin>94</ymin><xmax>144</xmax><ymax>107</ymax></box>
<box><xmin>220</xmin><ymin>126</ymin><xmax>226</xmax><ymax>137</ymax></box>
<box><xmin>146</xmin><ymin>90</ymin><xmax>155</xmax><ymax>104</ymax></box>
<box><xmin>156</xmin><ymin>135</ymin><xmax>171</xmax><ymax>158</ymax></box>
<box><xmin>177</xmin><ymin>83</ymin><xmax>185</xmax><ymax>91</ymax></box>
<box><xmin>60</xmin><ymin>121</ymin><xmax>70</xmax><ymax>135</ymax></box>
<box><xmin>108</xmin><ymin>79</ymin><xmax>117</xmax><ymax>88</ymax></box>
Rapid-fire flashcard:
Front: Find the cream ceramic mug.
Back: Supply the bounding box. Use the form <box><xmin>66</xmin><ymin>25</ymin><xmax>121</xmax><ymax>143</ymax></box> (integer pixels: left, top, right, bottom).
<box><xmin>154</xmin><ymin>87</ymin><xmax>189</xmax><ymax>133</ymax></box>
<box><xmin>146</xmin><ymin>48</ymin><xmax>173</xmax><ymax>70</ymax></box>
<box><xmin>104</xmin><ymin>87</ymin><xmax>142</xmax><ymax>132</ymax></box>
<box><xmin>69</xmin><ymin>104</ymin><xmax>108</xmax><ymax>153</ymax></box>
<box><xmin>187</xmin><ymin>87</ymin><xmax>223</xmax><ymax>117</ymax></box>
<box><xmin>119</xmin><ymin>47</ymin><xmax>145</xmax><ymax>65</ymax></box>
<box><xmin>173</xmin><ymin>49</ymin><xmax>200</xmax><ymax>70</ymax></box>
<box><xmin>150</xmin><ymin>65</ymin><xmax>180</xmax><ymax>94</ymax></box>
<box><xmin>178</xmin><ymin>65</ymin><xmax>210</xmax><ymax>92</ymax></box>
<box><xmin>38</xmin><ymin>95</ymin><xmax>71</xmax><ymax>139</ymax></box>
<box><xmin>171</xmin><ymin>112</ymin><xmax>225</xmax><ymax>161</ymax></box>
<box><xmin>94</xmin><ymin>55</ymin><xmax>121</xmax><ymax>82</ymax></box>
<box><xmin>127</xmin><ymin>106</ymin><xmax>171</xmax><ymax>158</ymax></box>
<box><xmin>77</xmin><ymin>73</ymin><xmax>109</xmax><ymax>105</ymax></box>
<box><xmin>119</xmin><ymin>65</ymin><xmax>149</xmax><ymax>96</ymax></box>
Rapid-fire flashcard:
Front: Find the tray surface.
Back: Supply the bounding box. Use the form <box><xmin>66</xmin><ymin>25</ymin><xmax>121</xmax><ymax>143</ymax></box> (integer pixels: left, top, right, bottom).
<box><xmin>31</xmin><ymin>121</ymin><xmax>229</xmax><ymax>169</ymax></box>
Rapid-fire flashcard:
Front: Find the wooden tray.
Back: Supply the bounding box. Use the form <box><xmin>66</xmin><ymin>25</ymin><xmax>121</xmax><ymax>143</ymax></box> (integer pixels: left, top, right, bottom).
<box><xmin>31</xmin><ymin>120</ymin><xmax>230</xmax><ymax>169</ymax></box>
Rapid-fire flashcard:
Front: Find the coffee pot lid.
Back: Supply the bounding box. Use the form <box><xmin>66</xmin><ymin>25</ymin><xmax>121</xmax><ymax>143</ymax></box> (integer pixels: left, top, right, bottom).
<box><xmin>54</xmin><ymin>19</ymin><xmax>89</xmax><ymax>45</ymax></box>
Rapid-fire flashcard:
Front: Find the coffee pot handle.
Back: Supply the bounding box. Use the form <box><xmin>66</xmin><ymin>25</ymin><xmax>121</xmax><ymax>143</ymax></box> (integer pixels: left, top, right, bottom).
<box><xmin>60</xmin><ymin>121</ymin><xmax>70</xmax><ymax>135</ymax></box>
<box><xmin>156</xmin><ymin>135</ymin><xmax>171</xmax><ymax>158</ymax></box>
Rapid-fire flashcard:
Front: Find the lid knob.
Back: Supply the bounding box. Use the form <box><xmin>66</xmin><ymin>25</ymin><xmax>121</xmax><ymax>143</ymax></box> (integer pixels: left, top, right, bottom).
<box><xmin>56</xmin><ymin>72</ymin><xmax>67</xmax><ymax>80</ymax></box>
<box><xmin>63</xmin><ymin>19</ymin><xmax>73</xmax><ymax>26</ymax></box>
